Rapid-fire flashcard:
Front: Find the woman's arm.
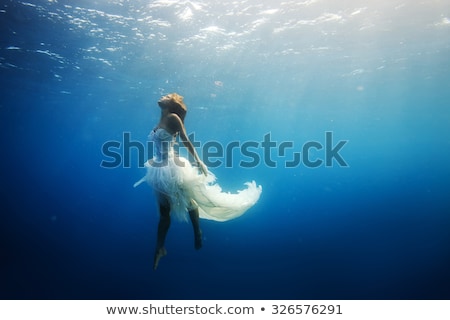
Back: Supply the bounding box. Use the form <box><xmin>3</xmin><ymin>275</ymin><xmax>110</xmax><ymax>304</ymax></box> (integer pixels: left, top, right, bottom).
<box><xmin>167</xmin><ymin>113</ymin><xmax>208</xmax><ymax>175</ymax></box>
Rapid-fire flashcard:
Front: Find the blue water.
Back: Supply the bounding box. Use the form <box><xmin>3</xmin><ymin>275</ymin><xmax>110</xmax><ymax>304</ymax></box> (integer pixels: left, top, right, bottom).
<box><xmin>1</xmin><ymin>0</ymin><xmax>449</xmax><ymax>300</ymax></box>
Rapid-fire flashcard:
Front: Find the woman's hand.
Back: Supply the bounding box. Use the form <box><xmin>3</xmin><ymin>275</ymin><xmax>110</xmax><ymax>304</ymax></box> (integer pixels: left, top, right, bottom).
<box><xmin>197</xmin><ymin>160</ymin><xmax>208</xmax><ymax>176</ymax></box>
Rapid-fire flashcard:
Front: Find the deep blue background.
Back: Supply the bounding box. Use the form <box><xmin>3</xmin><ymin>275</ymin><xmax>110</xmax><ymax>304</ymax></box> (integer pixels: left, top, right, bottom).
<box><xmin>1</xmin><ymin>0</ymin><xmax>449</xmax><ymax>299</ymax></box>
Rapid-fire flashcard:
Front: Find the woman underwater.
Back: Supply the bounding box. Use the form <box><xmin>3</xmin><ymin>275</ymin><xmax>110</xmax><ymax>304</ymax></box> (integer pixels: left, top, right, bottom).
<box><xmin>134</xmin><ymin>93</ymin><xmax>262</xmax><ymax>270</ymax></box>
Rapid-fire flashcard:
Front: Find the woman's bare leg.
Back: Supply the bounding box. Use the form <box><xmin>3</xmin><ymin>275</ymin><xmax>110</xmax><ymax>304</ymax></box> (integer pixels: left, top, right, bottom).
<box><xmin>154</xmin><ymin>196</ymin><xmax>170</xmax><ymax>270</ymax></box>
<box><xmin>188</xmin><ymin>207</ymin><xmax>202</xmax><ymax>250</ymax></box>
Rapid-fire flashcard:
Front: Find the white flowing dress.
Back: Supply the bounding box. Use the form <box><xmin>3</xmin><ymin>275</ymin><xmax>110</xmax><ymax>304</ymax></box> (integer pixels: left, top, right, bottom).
<box><xmin>134</xmin><ymin>127</ymin><xmax>262</xmax><ymax>222</ymax></box>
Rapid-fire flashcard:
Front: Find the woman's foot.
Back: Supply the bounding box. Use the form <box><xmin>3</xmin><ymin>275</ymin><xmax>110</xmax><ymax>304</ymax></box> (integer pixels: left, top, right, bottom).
<box><xmin>153</xmin><ymin>247</ymin><xmax>167</xmax><ymax>270</ymax></box>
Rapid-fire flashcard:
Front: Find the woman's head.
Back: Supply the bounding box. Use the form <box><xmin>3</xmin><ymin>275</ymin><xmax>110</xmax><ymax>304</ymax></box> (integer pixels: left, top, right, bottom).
<box><xmin>158</xmin><ymin>93</ymin><xmax>187</xmax><ymax>121</ymax></box>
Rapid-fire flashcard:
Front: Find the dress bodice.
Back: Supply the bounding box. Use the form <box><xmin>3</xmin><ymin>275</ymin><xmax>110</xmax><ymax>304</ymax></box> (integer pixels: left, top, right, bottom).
<box><xmin>150</xmin><ymin>127</ymin><xmax>176</xmax><ymax>161</ymax></box>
